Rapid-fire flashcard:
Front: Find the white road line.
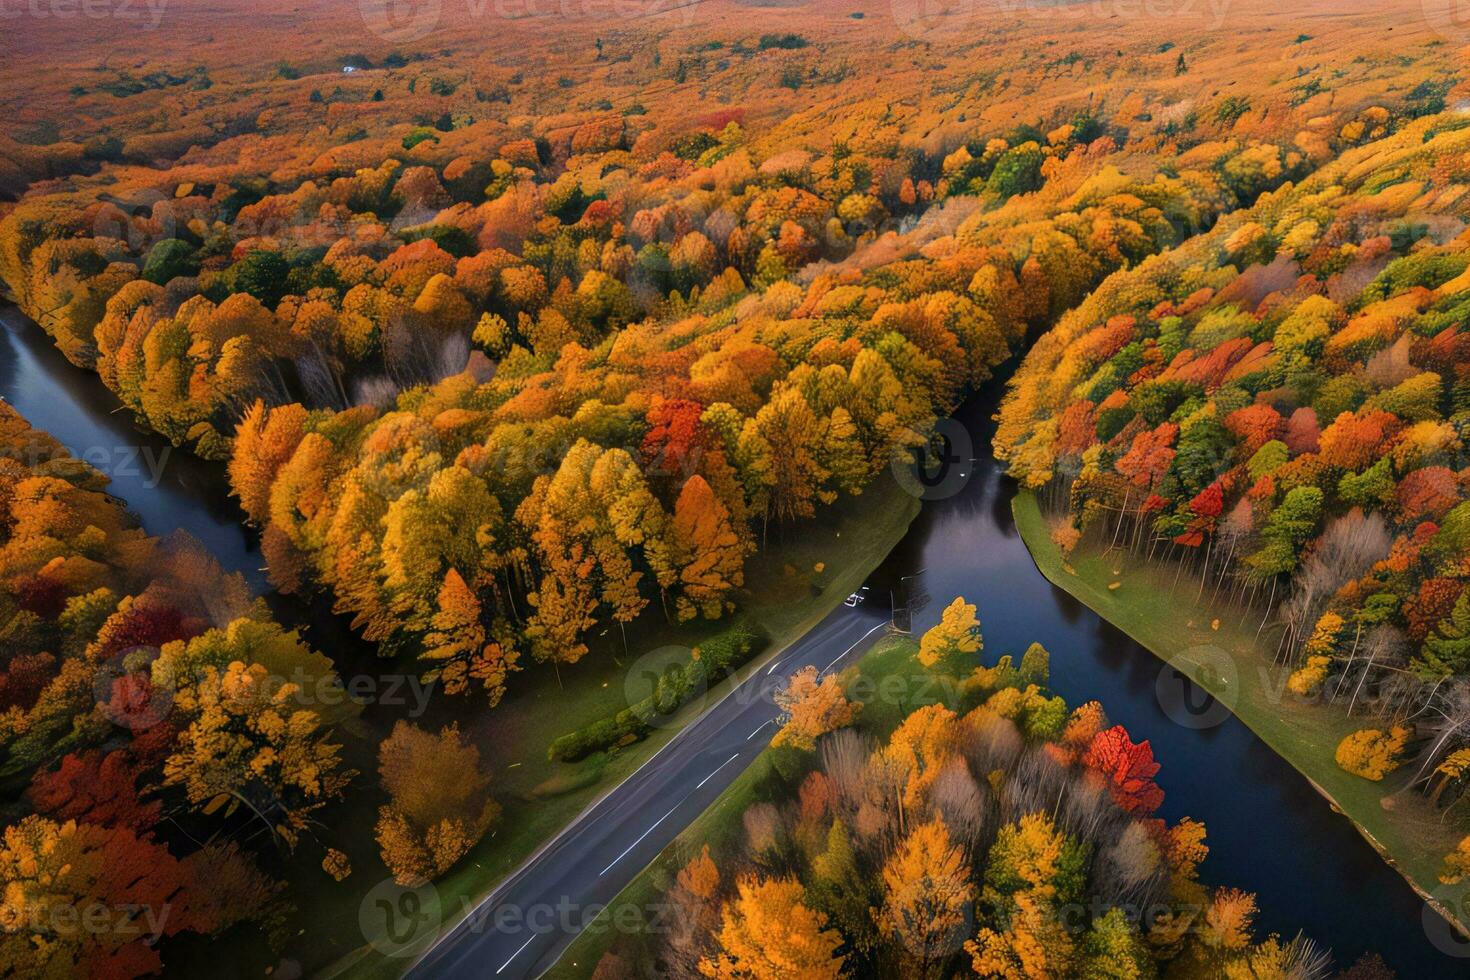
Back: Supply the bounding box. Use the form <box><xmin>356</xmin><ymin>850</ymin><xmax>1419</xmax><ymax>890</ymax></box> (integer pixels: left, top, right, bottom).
<box><xmin>823</xmin><ymin>622</ymin><xmax>888</xmax><ymax>673</ymax></box>
<box><xmin>404</xmin><ymin>609</ymin><xmax>882</xmax><ymax>975</ymax></box>
<box><xmin>766</xmin><ymin>617</ymin><xmax>851</xmax><ymax>673</ymax></box>
<box><xmin>698</xmin><ymin>753</ymin><xmax>741</xmax><ymax>789</ymax></box>
<box><xmin>496</xmin><ymin>934</ymin><xmax>536</xmax><ymax>975</ymax></box>
<box><xmin>747</xmin><ymin>718</ymin><xmax>773</xmax><ymax>740</ymax></box>
<box><xmin>599</xmin><ymin>800</ymin><xmax>682</xmax><ymax>876</ymax></box>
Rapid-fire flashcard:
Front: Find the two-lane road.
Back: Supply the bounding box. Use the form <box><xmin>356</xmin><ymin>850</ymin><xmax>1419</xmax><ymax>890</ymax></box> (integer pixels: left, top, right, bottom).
<box><xmin>407</xmin><ymin>600</ymin><xmax>895</xmax><ymax>979</ymax></box>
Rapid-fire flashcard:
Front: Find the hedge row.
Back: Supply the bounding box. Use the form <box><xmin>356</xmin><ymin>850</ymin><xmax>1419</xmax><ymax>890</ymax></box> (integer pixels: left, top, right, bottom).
<box><xmin>548</xmin><ymin>624</ymin><xmax>766</xmax><ymax>762</ymax></box>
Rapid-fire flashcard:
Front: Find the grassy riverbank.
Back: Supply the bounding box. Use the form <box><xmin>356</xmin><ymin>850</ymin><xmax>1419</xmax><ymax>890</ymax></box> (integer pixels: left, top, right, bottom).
<box><xmin>293</xmin><ymin>475</ymin><xmax>923</xmax><ymax>980</ymax></box>
<box><xmin>1011</xmin><ymin>490</ymin><xmax>1470</xmax><ymax>938</ymax></box>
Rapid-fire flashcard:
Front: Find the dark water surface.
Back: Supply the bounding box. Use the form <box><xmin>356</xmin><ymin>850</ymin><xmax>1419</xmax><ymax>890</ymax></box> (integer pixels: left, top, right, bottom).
<box><xmin>0</xmin><ymin>307</ymin><xmax>265</xmax><ymax>589</ymax></box>
<box><xmin>1</xmin><ymin>304</ymin><xmax>1463</xmax><ymax>974</ymax></box>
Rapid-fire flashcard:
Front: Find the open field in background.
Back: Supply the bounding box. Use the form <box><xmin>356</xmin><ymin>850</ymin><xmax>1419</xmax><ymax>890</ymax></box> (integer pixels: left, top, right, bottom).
<box><xmin>4</xmin><ymin>0</ymin><xmax>1470</xmax><ymax>975</ymax></box>
<box><xmin>3</xmin><ymin>0</ymin><xmax>1463</xmax><ymax>206</ymax></box>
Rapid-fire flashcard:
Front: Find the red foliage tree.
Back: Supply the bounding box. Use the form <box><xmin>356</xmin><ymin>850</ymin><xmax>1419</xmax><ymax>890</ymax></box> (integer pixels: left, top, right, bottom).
<box><xmin>1283</xmin><ymin>407</ymin><xmax>1320</xmax><ymax>455</ymax></box>
<box><xmin>94</xmin><ymin>600</ymin><xmax>199</xmax><ymax>659</ymax></box>
<box><xmin>16</xmin><ymin>575</ymin><xmax>69</xmax><ymax>618</ymax></box>
<box><xmin>1398</xmin><ymin>466</ymin><xmax>1460</xmax><ymax>522</ymax></box>
<box><xmin>1115</xmin><ymin>423</ymin><xmax>1178</xmax><ymax>490</ymax></box>
<box><xmin>1083</xmin><ymin>725</ymin><xmax>1165</xmax><ymax>815</ymax></box>
<box><xmin>1055</xmin><ymin>401</ymin><xmax>1097</xmax><ymax>457</ymax></box>
<box><xmin>1318</xmin><ymin>410</ymin><xmax>1400</xmax><ymax>471</ymax></box>
<box><xmin>1175</xmin><ymin>481</ymin><xmax>1226</xmax><ymax>547</ymax></box>
<box><xmin>1405</xmin><ymin>578</ymin><xmax>1465</xmax><ymax>642</ymax></box>
<box><xmin>1223</xmin><ymin>404</ymin><xmax>1283</xmax><ymax>456</ymax></box>
<box><xmin>27</xmin><ymin>749</ymin><xmax>162</xmax><ymax>832</ymax></box>
<box><xmin>0</xmin><ymin>651</ymin><xmax>57</xmax><ymax>711</ymax></box>
<box><xmin>1190</xmin><ymin>482</ymin><xmax>1225</xmax><ymax>519</ymax></box>
<box><xmin>641</xmin><ymin>397</ymin><xmax>708</xmax><ymax>481</ymax></box>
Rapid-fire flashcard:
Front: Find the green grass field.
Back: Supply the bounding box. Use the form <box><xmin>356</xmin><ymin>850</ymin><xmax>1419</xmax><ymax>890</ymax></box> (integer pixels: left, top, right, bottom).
<box><xmin>1011</xmin><ymin>490</ymin><xmax>1470</xmax><ymax>939</ymax></box>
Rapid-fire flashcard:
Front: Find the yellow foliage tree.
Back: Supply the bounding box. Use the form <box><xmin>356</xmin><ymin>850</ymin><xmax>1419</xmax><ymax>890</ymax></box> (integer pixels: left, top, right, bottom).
<box><xmin>1334</xmin><ymin>725</ymin><xmax>1412</xmax><ymax>781</ymax></box>
<box><xmin>918</xmin><ymin>597</ymin><xmax>982</xmax><ymax>674</ymax></box>
<box><xmin>698</xmin><ymin>875</ymin><xmax>844</xmax><ymax>980</ymax></box>
<box><xmin>878</xmin><ymin>818</ymin><xmax>975</xmax><ymax>967</ymax></box>
<box><xmin>967</xmin><ymin>890</ymin><xmax>1076</xmax><ymax>979</ymax></box>
<box><xmin>772</xmin><ymin>666</ymin><xmax>861</xmax><ymax>751</ymax></box>
<box><xmin>1440</xmin><ymin>836</ymin><xmax>1470</xmax><ymax>885</ymax></box>
<box><xmin>375</xmin><ymin>721</ymin><xmax>499</xmax><ymax>885</ymax></box>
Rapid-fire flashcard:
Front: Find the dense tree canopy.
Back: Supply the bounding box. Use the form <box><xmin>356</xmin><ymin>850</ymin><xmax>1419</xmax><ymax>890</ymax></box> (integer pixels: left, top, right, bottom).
<box><xmin>994</xmin><ymin>116</ymin><xmax>1470</xmax><ymax>874</ymax></box>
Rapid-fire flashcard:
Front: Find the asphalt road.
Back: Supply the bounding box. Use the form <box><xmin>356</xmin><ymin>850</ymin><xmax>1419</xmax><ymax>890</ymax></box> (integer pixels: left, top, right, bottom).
<box><xmin>405</xmin><ymin>599</ymin><xmax>894</xmax><ymax>979</ymax></box>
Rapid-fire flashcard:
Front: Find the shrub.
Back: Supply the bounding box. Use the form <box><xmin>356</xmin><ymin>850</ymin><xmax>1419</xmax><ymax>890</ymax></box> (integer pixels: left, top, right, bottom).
<box><xmin>1335</xmin><ymin>726</ymin><xmax>1411</xmax><ymax>781</ymax></box>
<box><xmin>548</xmin><ymin>624</ymin><xmax>766</xmax><ymax>761</ymax></box>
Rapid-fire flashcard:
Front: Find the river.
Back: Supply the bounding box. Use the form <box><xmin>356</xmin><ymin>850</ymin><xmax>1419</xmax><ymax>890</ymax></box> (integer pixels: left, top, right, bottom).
<box><xmin>0</xmin><ymin>306</ymin><xmax>265</xmax><ymax>590</ymax></box>
<box><xmin>863</xmin><ymin>372</ymin><xmax>1465</xmax><ymax>975</ymax></box>
<box><xmin>0</xmin><ymin>305</ymin><xmax>1462</xmax><ymax>975</ymax></box>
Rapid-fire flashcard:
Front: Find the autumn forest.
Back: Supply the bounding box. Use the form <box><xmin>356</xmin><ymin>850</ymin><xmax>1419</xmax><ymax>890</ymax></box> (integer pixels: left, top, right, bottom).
<box><xmin>3</xmin><ymin>0</ymin><xmax>1470</xmax><ymax>976</ymax></box>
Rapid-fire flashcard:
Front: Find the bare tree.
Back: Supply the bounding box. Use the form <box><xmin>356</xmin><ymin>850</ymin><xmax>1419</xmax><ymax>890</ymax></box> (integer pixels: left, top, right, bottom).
<box><xmin>930</xmin><ymin>760</ymin><xmax>990</xmax><ymax>860</ymax></box>
<box><xmin>997</xmin><ymin>746</ymin><xmax>1070</xmax><ymax>825</ymax></box>
<box><xmin>1094</xmin><ymin>820</ymin><xmax>1169</xmax><ymax>910</ymax></box>
<box><xmin>1282</xmin><ymin>509</ymin><xmax>1391</xmax><ymax>658</ymax></box>
<box><xmin>960</xmin><ymin>710</ymin><xmax>1023</xmax><ymax>776</ymax></box>
<box><xmin>821</xmin><ymin>729</ymin><xmax>872</xmax><ymax>822</ymax></box>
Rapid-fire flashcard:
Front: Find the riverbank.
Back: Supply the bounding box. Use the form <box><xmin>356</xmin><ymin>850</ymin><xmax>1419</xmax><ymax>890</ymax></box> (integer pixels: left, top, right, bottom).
<box><xmin>1011</xmin><ymin>490</ymin><xmax>1470</xmax><ymax>942</ymax></box>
